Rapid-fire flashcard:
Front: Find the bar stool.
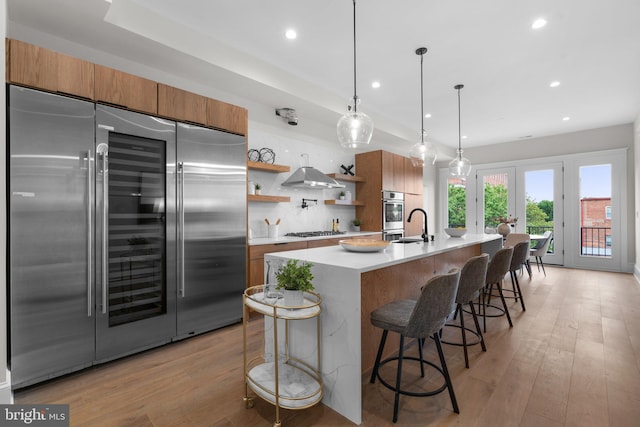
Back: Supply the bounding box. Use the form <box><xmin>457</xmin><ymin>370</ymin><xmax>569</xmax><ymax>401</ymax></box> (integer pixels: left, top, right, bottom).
<box><xmin>440</xmin><ymin>254</ymin><xmax>489</xmax><ymax>368</ymax></box>
<box><xmin>369</xmin><ymin>269</ymin><xmax>461</xmax><ymax>423</ymax></box>
<box><xmin>507</xmin><ymin>241</ymin><xmax>529</xmax><ymax>311</ymax></box>
<box><xmin>482</xmin><ymin>246</ymin><xmax>514</xmax><ymax>332</ymax></box>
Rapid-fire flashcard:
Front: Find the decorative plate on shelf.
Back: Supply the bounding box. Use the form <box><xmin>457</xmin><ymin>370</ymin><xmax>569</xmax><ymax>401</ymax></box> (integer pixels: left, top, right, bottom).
<box><xmin>339</xmin><ymin>239</ymin><xmax>390</xmax><ymax>253</ymax></box>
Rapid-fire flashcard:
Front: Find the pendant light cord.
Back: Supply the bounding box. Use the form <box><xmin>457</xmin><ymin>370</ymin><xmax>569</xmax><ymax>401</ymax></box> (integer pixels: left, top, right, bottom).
<box><xmin>455</xmin><ymin>84</ymin><xmax>464</xmax><ymax>159</ymax></box>
<box><xmin>352</xmin><ymin>0</ymin><xmax>358</xmax><ymax>113</ymax></box>
<box><xmin>420</xmin><ymin>52</ymin><xmax>424</xmax><ymax>144</ymax></box>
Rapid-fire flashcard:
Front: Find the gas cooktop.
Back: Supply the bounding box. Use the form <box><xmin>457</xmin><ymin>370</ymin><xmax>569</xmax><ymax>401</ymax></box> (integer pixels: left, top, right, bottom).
<box><xmin>285</xmin><ymin>231</ymin><xmax>346</xmax><ymax>238</ymax></box>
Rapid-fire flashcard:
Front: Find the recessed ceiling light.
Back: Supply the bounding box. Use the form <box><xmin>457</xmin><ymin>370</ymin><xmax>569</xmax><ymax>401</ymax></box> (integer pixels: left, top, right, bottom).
<box><xmin>371</xmin><ymin>81</ymin><xmax>381</xmax><ymax>89</ymax></box>
<box><xmin>550</xmin><ymin>81</ymin><xmax>560</xmax><ymax>88</ymax></box>
<box><xmin>285</xmin><ymin>29</ymin><xmax>297</xmax><ymax>40</ymax></box>
<box><xmin>462</xmin><ymin>135</ymin><xmax>468</xmax><ymax>140</ymax></box>
<box><xmin>532</xmin><ymin>18</ymin><xmax>547</xmax><ymax>29</ymax></box>
<box><xmin>104</xmin><ymin>0</ymin><xmax>112</xmax><ymax>3</ymax></box>
<box><xmin>562</xmin><ymin>116</ymin><xmax>570</xmax><ymax>121</ymax></box>
<box><xmin>424</xmin><ymin>113</ymin><xmax>432</xmax><ymax>118</ymax></box>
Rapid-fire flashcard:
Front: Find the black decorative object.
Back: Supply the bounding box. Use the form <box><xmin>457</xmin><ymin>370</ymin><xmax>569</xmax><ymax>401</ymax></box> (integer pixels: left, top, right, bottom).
<box><xmin>340</xmin><ymin>164</ymin><xmax>355</xmax><ymax>176</ymax></box>
<box><xmin>247</xmin><ymin>149</ymin><xmax>260</xmax><ymax>162</ymax></box>
<box><xmin>247</xmin><ymin>147</ymin><xmax>276</xmax><ymax>164</ymax></box>
<box><xmin>259</xmin><ymin>148</ymin><xmax>275</xmax><ymax>164</ymax></box>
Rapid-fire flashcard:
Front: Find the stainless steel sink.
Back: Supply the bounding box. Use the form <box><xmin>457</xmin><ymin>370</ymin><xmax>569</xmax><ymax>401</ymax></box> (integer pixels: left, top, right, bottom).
<box><xmin>391</xmin><ymin>238</ymin><xmax>424</xmax><ymax>244</ymax></box>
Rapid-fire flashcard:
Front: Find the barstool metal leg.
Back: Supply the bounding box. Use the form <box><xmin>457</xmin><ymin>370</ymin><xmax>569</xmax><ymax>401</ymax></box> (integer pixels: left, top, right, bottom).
<box><xmin>417</xmin><ymin>338</ymin><xmax>425</xmax><ymax>377</ymax></box>
<box><xmin>433</xmin><ymin>331</ymin><xmax>459</xmax><ymax>414</ymax></box>
<box><xmin>393</xmin><ymin>335</ymin><xmax>405</xmax><ymax>423</ymax></box>
<box><xmin>468</xmin><ymin>301</ymin><xmax>486</xmax><ymax>352</ymax></box>
<box><xmin>496</xmin><ymin>281</ymin><xmax>513</xmax><ymax>327</ymax></box>
<box><xmin>458</xmin><ymin>304</ymin><xmax>469</xmax><ymax>368</ymax></box>
<box><xmin>370</xmin><ymin>329</ymin><xmax>388</xmax><ymax>384</ymax></box>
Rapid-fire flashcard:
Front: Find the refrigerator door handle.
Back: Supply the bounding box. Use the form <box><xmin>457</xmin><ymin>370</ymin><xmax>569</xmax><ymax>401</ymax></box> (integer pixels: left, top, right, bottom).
<box><xmin>97</xmin><ymin>143</ymin><xmax>109</xmax><ymax>314</ymax></box>
<box><xmin>177</xmin><ymin>161</ymin><xmax>185</xmax><ymax>297</ymax></box>
<box><xmin>87</xmin><ymin>150</ymin><xmax>93</xmax><ymax>317</ymax></box>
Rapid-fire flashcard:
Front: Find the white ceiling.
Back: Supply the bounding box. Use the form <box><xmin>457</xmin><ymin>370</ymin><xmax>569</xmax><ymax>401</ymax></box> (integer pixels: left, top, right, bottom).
<box><xmin>7</xmin><ymin>0</ymin><xmax>640</xmax><ymax>154</ymax></box>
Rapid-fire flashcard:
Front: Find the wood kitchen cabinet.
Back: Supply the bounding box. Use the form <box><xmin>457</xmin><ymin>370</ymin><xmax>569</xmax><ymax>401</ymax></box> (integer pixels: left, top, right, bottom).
<box><xmin>7</xmin><ymin>39</ymin><xmax>94</xmax><ymax>99</ymax></box>
<box><xmin>158</xmin><ymin>84</ymin><xmax>207</xmax><ymax>124</ymax></box>
<box><xmin>95</xmin><ymin>65</ymin><xmax>158</xmax><ymax>114</ymax></box>
<box><xmin>207</xmin><ymin>98</ymin><xmax>248</xmax><ymax>136</ymax></box>
<box><xmin>356</xmin><ymin>150</ymin><xmax>420</xmax><ymax>232</ymax></box>
<box><xmin>248</xmin><ymin>242</ymin><xmax>308</xmax><ymax>288</ymax></box>
<box><xmin>404</xmin><ymin>157</ymin><xmax>423</xmax><ymax>195</ymax></box>
<box><xmin>404</xmin><ymin>193</ymin><xmax>425</xmax><ymax>237</ymax></box>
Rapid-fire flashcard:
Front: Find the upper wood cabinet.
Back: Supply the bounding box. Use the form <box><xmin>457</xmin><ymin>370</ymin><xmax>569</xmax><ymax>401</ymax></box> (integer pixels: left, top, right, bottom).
<box><xmin>6</xmin><ymin>39</ymin><xmax>248</xmax><ymax>135</ymax></box>
<box><xmin>404</xmin><ymin>157</ymin><xmax>424</xmax><ymax>195</ymax></box>
<box><xmin>207</xmin><ymin>98</ymin><xmax>248</xmax><ymax>136</ymax></box>
<box><xmin>95</xmin><ymin>65</ymin><xmax>158</xmax><ymax>114</ymax></box>
<box><xmin>158</xmin><ymin>84</ymin><xmax>207</xmax><ymax>124</ymax></box>
<box><xmin>381</xmin><ymin>151</ymin><xmax>405</xmax><ymax>193</ymax></box>
<box><xmin>7</xmin><ymin>39</ymin><xmax>94</xmax><ymax>99</ymax></box>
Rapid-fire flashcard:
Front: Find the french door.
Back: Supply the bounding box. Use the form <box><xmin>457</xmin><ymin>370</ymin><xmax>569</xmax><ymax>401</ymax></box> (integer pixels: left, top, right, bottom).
<box><xmin>565</xmin><ymin>151</ymin><xmax>626</xmax><ymax>271</ymax></box>
<box><xmin>517</xmin><ymin>163</ymin><xmax>564</xmax><ymax>266</ymax></box>
<box><xmin>474</xmin><ymin>164</ymin><xmax>564</xmax><ymax>266</ymax></box>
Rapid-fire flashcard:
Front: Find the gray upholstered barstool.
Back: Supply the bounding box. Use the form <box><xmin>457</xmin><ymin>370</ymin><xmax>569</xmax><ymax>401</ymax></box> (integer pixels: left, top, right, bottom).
<box><xmin>369</xmin><ymin>269</ymin><xmax>461</xmax><ymax>423</ymax></box>
<box><xmin>507</xmin><ymin>241</ymin><xmax>530</xmax><ymax>311</ymax></box>
<box><xmin>482</xmin><ymin>246</ymin><xmax>514</xmax><ymax>332</ymax></box>
<box><xmin>441</xmin><ymin>254</ymin><xmax>489</xmax><ymax>368</ymax></box>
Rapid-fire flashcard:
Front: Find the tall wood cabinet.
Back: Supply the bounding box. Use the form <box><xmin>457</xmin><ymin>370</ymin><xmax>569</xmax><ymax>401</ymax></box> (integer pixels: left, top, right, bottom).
<box><xmin>356</xmin><ymin>150</ymin><xmax>423</xmax><ymax>235</ymax></box>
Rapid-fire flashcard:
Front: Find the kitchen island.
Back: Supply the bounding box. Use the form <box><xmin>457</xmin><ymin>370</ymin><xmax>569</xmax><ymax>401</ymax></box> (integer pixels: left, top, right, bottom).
<box><xmin>263</xmin><ymin>233</ymin><xmax>502</xmax><ymax>425</ymax></box>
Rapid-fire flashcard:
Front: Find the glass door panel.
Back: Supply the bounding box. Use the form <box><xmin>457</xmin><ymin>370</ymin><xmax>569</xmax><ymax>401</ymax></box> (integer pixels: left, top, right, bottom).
<box><xmin>579</xmin><ymin>164</ymin><xmax>612</xmax><ymax>257</ymax></box>
<box><xmin>476</xmin><ymin>168</ymin><xmax>516</xmax><ymax>234</ymax></box>
<box><xmin>447</xmin><ymin>177</ymin><xmax>466</xmax><ymax>228</ymax></box>
<box><xmin>107</xmin><ymin>132</ymin><xmax>166</xmax><ymax>327</ymax></box>
<box><xmin>520</xmin><ymin>162</ymin><xmax>563</xmax><ymax>265</ymax></box>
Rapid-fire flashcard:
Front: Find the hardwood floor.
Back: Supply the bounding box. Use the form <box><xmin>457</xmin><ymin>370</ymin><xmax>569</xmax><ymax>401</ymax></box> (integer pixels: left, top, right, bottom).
<box><xmin>15</xmin><ymin>266</ymin><xmax>640</xmax><ymax>426</ymax></box>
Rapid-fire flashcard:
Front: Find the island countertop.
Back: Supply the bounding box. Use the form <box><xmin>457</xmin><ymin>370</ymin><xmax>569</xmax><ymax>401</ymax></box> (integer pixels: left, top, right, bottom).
<box><xmin>265</xmin><ymin>233</ymin><xmax>502</xmax><ymax>272</ymax></box>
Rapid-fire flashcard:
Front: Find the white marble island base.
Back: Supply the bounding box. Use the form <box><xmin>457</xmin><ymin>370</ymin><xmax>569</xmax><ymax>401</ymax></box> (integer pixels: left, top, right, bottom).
<box><xmin>264</xmin><ymin>234</ymin><xmax>502</xmax><ymax>425</ymax></box>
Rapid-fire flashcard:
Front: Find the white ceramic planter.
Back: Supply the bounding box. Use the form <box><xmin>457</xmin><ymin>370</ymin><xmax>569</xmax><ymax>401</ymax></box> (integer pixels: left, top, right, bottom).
<box><xmin>283</xmin><ymin>289</ymin><xmax>304</xmax><ymax>307</ymax></box>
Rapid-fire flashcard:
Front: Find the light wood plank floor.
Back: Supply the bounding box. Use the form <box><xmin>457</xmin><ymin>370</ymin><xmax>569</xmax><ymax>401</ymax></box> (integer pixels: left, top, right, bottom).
<box><xmin>15</xmin><ymin>266</ymin><xmax>640</xmax><ymax>426</ymax></box>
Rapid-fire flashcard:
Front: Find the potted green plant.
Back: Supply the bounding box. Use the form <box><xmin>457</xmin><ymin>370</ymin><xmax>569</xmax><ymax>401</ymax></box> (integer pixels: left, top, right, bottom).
<box><xmin>352</xmin><ymin>218</ymin><xmax>361</xmax><ymax>232</ymax></box>
<box><xmin>254</xmin><ymin>183</ymin><xmax>262</xmax><ymax>195</ymax></box>
<box><xmin>338</xmin><ymin>190</ymin><xmax>346</xmax><ymax>200</ymax></box>
<box><xmin>275</xmin><ymin>259</ymin><xmax>314</xmax><ymax>306</ymax></box>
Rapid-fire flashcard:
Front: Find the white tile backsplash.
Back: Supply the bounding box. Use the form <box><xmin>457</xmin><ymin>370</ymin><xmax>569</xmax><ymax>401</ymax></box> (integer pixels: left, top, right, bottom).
<box><xmin>248</xmin><ymin>126</ymin><xmax>360</xmax><ymax>237</ymax></box>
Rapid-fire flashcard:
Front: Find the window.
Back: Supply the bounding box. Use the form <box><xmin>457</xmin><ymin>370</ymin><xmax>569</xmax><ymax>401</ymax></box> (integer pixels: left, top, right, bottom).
<box><xmin>605</xmin><ymin>206</ymin><xmax>612</xmax><ymax>219</ymax></box>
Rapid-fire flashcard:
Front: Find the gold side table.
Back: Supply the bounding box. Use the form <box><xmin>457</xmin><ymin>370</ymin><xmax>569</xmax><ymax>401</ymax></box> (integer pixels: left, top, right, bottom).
<box><xmin>242</xmin><ymin>285</ymin><xmax>322</xmax><ymax>427</ymax></box>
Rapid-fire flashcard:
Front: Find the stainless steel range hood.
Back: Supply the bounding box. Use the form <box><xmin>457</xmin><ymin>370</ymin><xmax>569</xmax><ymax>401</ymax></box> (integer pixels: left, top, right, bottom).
<box><xmin>281</xmin><ymin>166</ymin><xmax>345</xmax><ymax>189</ymax></box>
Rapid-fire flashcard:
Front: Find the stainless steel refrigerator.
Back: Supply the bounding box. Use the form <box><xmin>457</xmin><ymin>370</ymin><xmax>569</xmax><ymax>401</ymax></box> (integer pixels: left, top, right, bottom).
<box><xmin>8</xmin><ymin>86</ymin><xmax>247</xmax><ymax>388</ymax></box>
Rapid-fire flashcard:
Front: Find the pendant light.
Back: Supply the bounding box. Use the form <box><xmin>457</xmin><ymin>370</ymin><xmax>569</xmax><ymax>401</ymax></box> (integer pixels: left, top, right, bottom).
<box><xmin>337</xmin><ymin>0</ymin><xmax>373</xmax><ymax>149</ymax></box>
<box><xmin>410</xmin><ymin>47</ymin><xmax>437</xmax><ymax>167</ymax></box>
<box><xmin>448</xmin><ymin>84</ymin><xmax>472</xmax><ymax>177</ymax></box>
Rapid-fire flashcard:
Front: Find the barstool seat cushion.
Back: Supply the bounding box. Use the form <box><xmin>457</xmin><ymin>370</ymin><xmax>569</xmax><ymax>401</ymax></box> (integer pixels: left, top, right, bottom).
<box><xmin>370</xmin><ymin>299</ymin><xmax>416</xmax><ymax>334</ymax></box>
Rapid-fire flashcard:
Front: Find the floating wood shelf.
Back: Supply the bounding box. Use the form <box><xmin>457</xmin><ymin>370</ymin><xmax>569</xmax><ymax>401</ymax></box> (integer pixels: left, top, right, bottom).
<box><xmin>247</xmin><ymin>161</ymin><xmax>290</xmax><ymax>173</ymax></box>
<box><xmin>247</xmin><ymin>194</ymin><xmax>290</xmax><ymax>203</ymax></box>
<box><xmin>324</xmin><ymin>199</ymin><xmax>364</xmax><ymax>206</ymax></box>
<box><xmin>326</xmin><ymin>173</ymin><xmax>365</xmax><ymax>183</ymax></box>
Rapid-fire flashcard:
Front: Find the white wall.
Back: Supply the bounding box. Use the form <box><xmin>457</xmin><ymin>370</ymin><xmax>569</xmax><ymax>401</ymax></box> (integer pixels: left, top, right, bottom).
<box><xmin>1</xmin><ymin>0</ymin><xmax>11</xmax><ymax>404</ymax></box>
<box><xmin>247</xmin><ymin>122</ymin><xmax>359</xmax><ymax>237</ymax></box>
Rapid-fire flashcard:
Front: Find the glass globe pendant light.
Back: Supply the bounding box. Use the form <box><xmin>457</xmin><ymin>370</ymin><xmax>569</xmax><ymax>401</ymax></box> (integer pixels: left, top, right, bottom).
<box><xmin>337</xmin><ymin>0</ymin><xmax>373</xmax><ymax>149</ymax></box>
<box><xmin>410</xmin><ymin>47</ymin><xmax>437</xmax><ymax>167</ymax></box>
<box><xmin>448</xmin><ymin>84</ymin><xmax>472</xmax><ymax>177</ymax></box>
